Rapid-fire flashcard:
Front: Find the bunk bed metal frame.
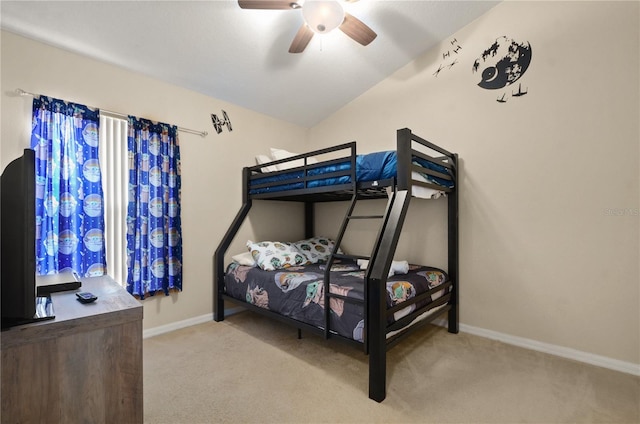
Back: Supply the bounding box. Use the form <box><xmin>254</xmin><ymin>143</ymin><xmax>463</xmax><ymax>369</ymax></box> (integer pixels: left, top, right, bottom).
<box><xmin>214</xmin><ymin>128</ymin><xmax>459</xmax><ymax>402</ymax></box>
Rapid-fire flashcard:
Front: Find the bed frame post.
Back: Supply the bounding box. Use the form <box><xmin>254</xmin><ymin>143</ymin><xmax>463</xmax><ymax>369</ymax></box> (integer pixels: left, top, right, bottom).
<box><xmin>396</xmin><ymin>128</ymin><xmax>412</xmax><ymax>191</ymax></box>
<box><xmin>368</xmin><ymin>271</ymin><xmax>387</xmax><ymax>402</ymax></box>
<box><xmin>367</xmin><ymin>189</ymin><xmax>411</xmax><ymax>402</ymax></box>
<box><xmin>213</xmin><ymin>167</ymin><xmax>252</xmax><ymax>322</ymax></box>
<box><xmin>304</xmin><ymin>202</ymin><xmax>314</xmax><ymax>239</ymax></box>
<box><xmin>447</xmin><ymin>153</ymin><xmax>459</xmax><ymax>333</ymax></box>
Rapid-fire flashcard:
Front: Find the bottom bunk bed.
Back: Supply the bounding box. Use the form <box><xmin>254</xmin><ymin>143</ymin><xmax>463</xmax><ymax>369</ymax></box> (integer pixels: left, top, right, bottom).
<box><xmin>224</xmin><ymin>258</ymin><xmax>452</xmax><ymax>343</ymax></box>
<box><xmin>214</xmin><ymin>128</ymin><xmax>459</xmax><ymax>402</ymax></box>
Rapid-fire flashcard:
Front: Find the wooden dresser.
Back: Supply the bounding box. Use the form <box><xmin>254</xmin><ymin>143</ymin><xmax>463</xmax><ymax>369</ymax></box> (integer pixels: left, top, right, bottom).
<box><xmin>1</xmin><ymin>276</ymin><xmax>143</xmax><ymax>423</ymax></box>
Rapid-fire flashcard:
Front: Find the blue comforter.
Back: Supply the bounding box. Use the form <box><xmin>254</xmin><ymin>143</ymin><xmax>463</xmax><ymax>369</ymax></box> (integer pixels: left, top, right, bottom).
<box><xmin>249</xmin><ymin>151</ymin><xmax>450</xmax><ymax>194</ymax></box>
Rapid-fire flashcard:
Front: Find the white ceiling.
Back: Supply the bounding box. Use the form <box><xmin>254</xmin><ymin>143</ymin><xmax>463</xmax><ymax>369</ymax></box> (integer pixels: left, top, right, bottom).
<box><xmin>1</xmin><ymin>0</ymin><xmax>499</xmax><ymax>128</ymax></box>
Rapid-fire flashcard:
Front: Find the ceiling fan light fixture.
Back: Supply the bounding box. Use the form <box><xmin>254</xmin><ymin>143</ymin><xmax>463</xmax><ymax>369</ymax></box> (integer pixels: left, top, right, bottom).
<box><xmin>302</xmin><ymin>0</ymin><xmax>345</xmax><ymax>34</ymax></box>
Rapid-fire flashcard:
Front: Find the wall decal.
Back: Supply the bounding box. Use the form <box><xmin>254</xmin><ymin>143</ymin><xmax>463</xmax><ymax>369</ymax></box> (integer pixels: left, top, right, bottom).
<box><xmin>211</xmin><ymin>110</ymin><xmax>233</xmax><ymax>134</ymax></box>
<box><xmin>472</xmin><ymin>36</ymin><xmax>532</xmax><ymax>103</ymax></box>
<box><xmin>433</xmin><ymin>38</ymin><xmax>463</xmax><ymax>77</ymax></box>
<box><xmin>512</xmin><ymin>83</ymin><xmax>528</xmax><ymax>97</ymax></box>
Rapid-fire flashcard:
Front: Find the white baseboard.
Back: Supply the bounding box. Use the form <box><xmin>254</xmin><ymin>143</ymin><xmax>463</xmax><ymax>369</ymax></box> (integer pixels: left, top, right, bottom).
<box><xmin>142</xmin><ymin>307</ymin><xmax>244</xmax><ymax>339</ymax></box>
<box><xmin>433</xmin><ymin>318</ymin><xmax>640</xmax><ymax>377</ymax></box>
<box><xmin>144</xmin><ymin>312</ymin><xmax>639</xmax><ymax>377</ymax></box>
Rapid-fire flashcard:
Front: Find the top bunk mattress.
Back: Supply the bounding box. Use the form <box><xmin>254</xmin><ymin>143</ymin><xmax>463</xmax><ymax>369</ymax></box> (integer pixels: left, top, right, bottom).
<box><xmin>249</xmin><ymin>150</ymin><xmax>454</xmax><ymax>198</ymax></box>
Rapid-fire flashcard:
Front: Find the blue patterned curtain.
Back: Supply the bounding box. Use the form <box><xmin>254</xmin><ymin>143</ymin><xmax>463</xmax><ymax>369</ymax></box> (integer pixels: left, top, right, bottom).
<box><xmin>30</xmin><ymin>96</ymin><xmax>106</xmax><ymax>276</ymax></box>
<box><xmin>126</xmin><ymin>117</ymin><xmax>182</xmax><ymax>298</ymax></box>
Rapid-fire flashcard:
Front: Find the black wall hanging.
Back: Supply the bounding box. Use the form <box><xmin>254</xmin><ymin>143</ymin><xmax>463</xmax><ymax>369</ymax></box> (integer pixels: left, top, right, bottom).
<box><xmin>433</xmin><ymin>38</ymin><xmax>463</xmax><ymax>77</ymax></box>
<box><xmin>211</xmin><ymin>110</ymin><xmax>233</xmax><ymax>134</ymax></box>
<box><xmin>472</xmin><ymin>36</ymin><xmax>532</xmax><ymax>103</ymax></box>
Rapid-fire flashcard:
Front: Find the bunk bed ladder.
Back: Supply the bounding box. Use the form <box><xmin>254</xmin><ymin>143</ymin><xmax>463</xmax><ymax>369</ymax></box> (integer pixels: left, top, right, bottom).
<box><xmin>323</xmin><ymin>191</ymin><xmax>388</xmax><ymax>340</ymax></box>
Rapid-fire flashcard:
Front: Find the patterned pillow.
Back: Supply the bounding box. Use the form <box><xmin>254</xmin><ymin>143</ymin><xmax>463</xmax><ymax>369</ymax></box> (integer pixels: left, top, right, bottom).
<box><xmin>292</xmin><ymin>236</ymin><xmax>339</xmax><ymax>264</ymax></box>
<box><xmin>246</xmin><ymin>240</ymin><xmax>309</xmax><ymax>271</ymax></box>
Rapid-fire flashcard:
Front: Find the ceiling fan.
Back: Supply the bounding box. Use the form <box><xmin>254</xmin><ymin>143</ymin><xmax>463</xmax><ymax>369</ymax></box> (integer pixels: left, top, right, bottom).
<box><xmin>238</xmin><ymin>0</ymin><xmax>377</xmax><ymax>53</ymax></box>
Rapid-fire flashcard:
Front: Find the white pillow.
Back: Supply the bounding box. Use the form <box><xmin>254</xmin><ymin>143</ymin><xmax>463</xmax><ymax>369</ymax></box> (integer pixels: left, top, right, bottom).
<box><xmin>270</xmin><ymin>148</ymin><xmax>318</xmax><ymax>171</ymax></box>
<box><xmin>255</xmin><ymin>154</ymin><xmax>278</xmax><ymax>173</ymax></box>
<box><xmin>232</xmin><ymin>251</ymin><xmax>257</xmax><ymax>267</ymax></box>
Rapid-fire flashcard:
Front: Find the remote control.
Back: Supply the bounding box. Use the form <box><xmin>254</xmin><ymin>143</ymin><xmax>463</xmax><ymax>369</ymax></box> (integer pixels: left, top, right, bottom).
<box><xmin>76</xmin><ymin>292</ymin><xmax>98</xmax><ymax>304</ymax></box>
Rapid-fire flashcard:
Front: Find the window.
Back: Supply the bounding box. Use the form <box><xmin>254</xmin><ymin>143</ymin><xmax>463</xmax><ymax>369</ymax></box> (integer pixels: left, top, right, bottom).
<box><xmin>99</xmin><ymin>113</ymin><xmax>129</xmax><ymax>286</ymax></box>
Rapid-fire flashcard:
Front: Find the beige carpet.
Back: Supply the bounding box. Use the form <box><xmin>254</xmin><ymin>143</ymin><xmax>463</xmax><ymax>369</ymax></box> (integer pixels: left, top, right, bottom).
<box><xmin>143</xmin><ymin>311</ymin><xmax>639</xmax><ymax>424</ymax></box>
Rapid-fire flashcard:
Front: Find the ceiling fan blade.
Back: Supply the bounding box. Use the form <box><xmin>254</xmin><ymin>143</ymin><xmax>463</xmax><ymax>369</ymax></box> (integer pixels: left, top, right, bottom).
<box><xmin>238</xmin><ymin>0</ymin><xmax>297</xmax><ymax>10</ymax></box>
<box><xmin>339</xmin><ymin>12</ymin><xmax>377</xmax><ymax>46</ymax></box>
<box><xmin>289</xmin><ymin>24</ymin><xmax>314</xmax><ymax>53</ymax></box>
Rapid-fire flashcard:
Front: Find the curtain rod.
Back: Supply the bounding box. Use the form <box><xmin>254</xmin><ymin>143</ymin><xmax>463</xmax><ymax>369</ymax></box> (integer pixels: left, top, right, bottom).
<box><xmin>15</xmin><ymin>88</ymin><xmax>208</xmax><ymax>138</ymax></box>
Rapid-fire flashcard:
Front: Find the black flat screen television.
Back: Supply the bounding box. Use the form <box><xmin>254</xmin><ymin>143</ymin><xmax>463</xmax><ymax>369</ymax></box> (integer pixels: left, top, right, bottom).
<box><xmin>1</xmin><ymin>148</ymin><xmax>54</xmax><ymax>328</ymax></box>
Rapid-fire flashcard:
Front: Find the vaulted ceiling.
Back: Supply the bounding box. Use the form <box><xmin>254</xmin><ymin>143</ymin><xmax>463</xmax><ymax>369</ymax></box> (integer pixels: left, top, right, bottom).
<box><xmin>1</xmin><ymin>0</ymin><xmax>500</xmax><ymax>127</ymax></box>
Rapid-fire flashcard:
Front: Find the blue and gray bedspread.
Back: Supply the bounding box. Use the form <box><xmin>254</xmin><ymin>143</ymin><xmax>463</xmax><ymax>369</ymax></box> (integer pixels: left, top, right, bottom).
<box><xmin>223</xmin><ymin>259</ymin><xmax>449</xmax><ymax>342</ymax></box>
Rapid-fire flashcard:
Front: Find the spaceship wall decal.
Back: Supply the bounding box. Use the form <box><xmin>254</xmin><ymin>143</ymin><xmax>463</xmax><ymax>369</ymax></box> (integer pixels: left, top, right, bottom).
<box><xmin>512</xmin><ymin>83</ymin><xmax>528</xmax><ymax>97</ymax></box>
<box><xmin>431</xmin><ymin>35</ymin><xmax>531</xmax><ymax>104</ymax></box>
<box><xmin>473</xmin><ymin>36</ymin><xmax>532</xmax><ymax>89</ymax></box>
<box><xmin>433</xmin><ymin>37</ymin><xmax>463</xmax><ymax>77</ymax></box>
<box><xmin>472</xmin><ymin>36</ymin><xmax>532</xmax><ymax>103</ymax></box>
<box><xmin>211</xmin><ymin>110</ymin><xmax>232</xmax><ymax>134</ymax></box>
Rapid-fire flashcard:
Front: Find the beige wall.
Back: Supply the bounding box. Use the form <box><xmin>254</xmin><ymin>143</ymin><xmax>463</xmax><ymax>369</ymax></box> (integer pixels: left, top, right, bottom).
<box><xmin>1</xmin><ymin>31</ymin><xmax>308</xmax><ymax>330</ymax></box>
<box><xmin>309</xmin><ymin>1</ymin><xmax>639</xmax><ymax>365</ymax></box>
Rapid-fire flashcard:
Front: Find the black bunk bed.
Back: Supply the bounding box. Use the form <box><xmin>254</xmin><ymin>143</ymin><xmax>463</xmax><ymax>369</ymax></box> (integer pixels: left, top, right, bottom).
<box><xmin>214</xmin><ymin>128</ymin><xmax>459</xmax><ymax>402</ymax></box>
